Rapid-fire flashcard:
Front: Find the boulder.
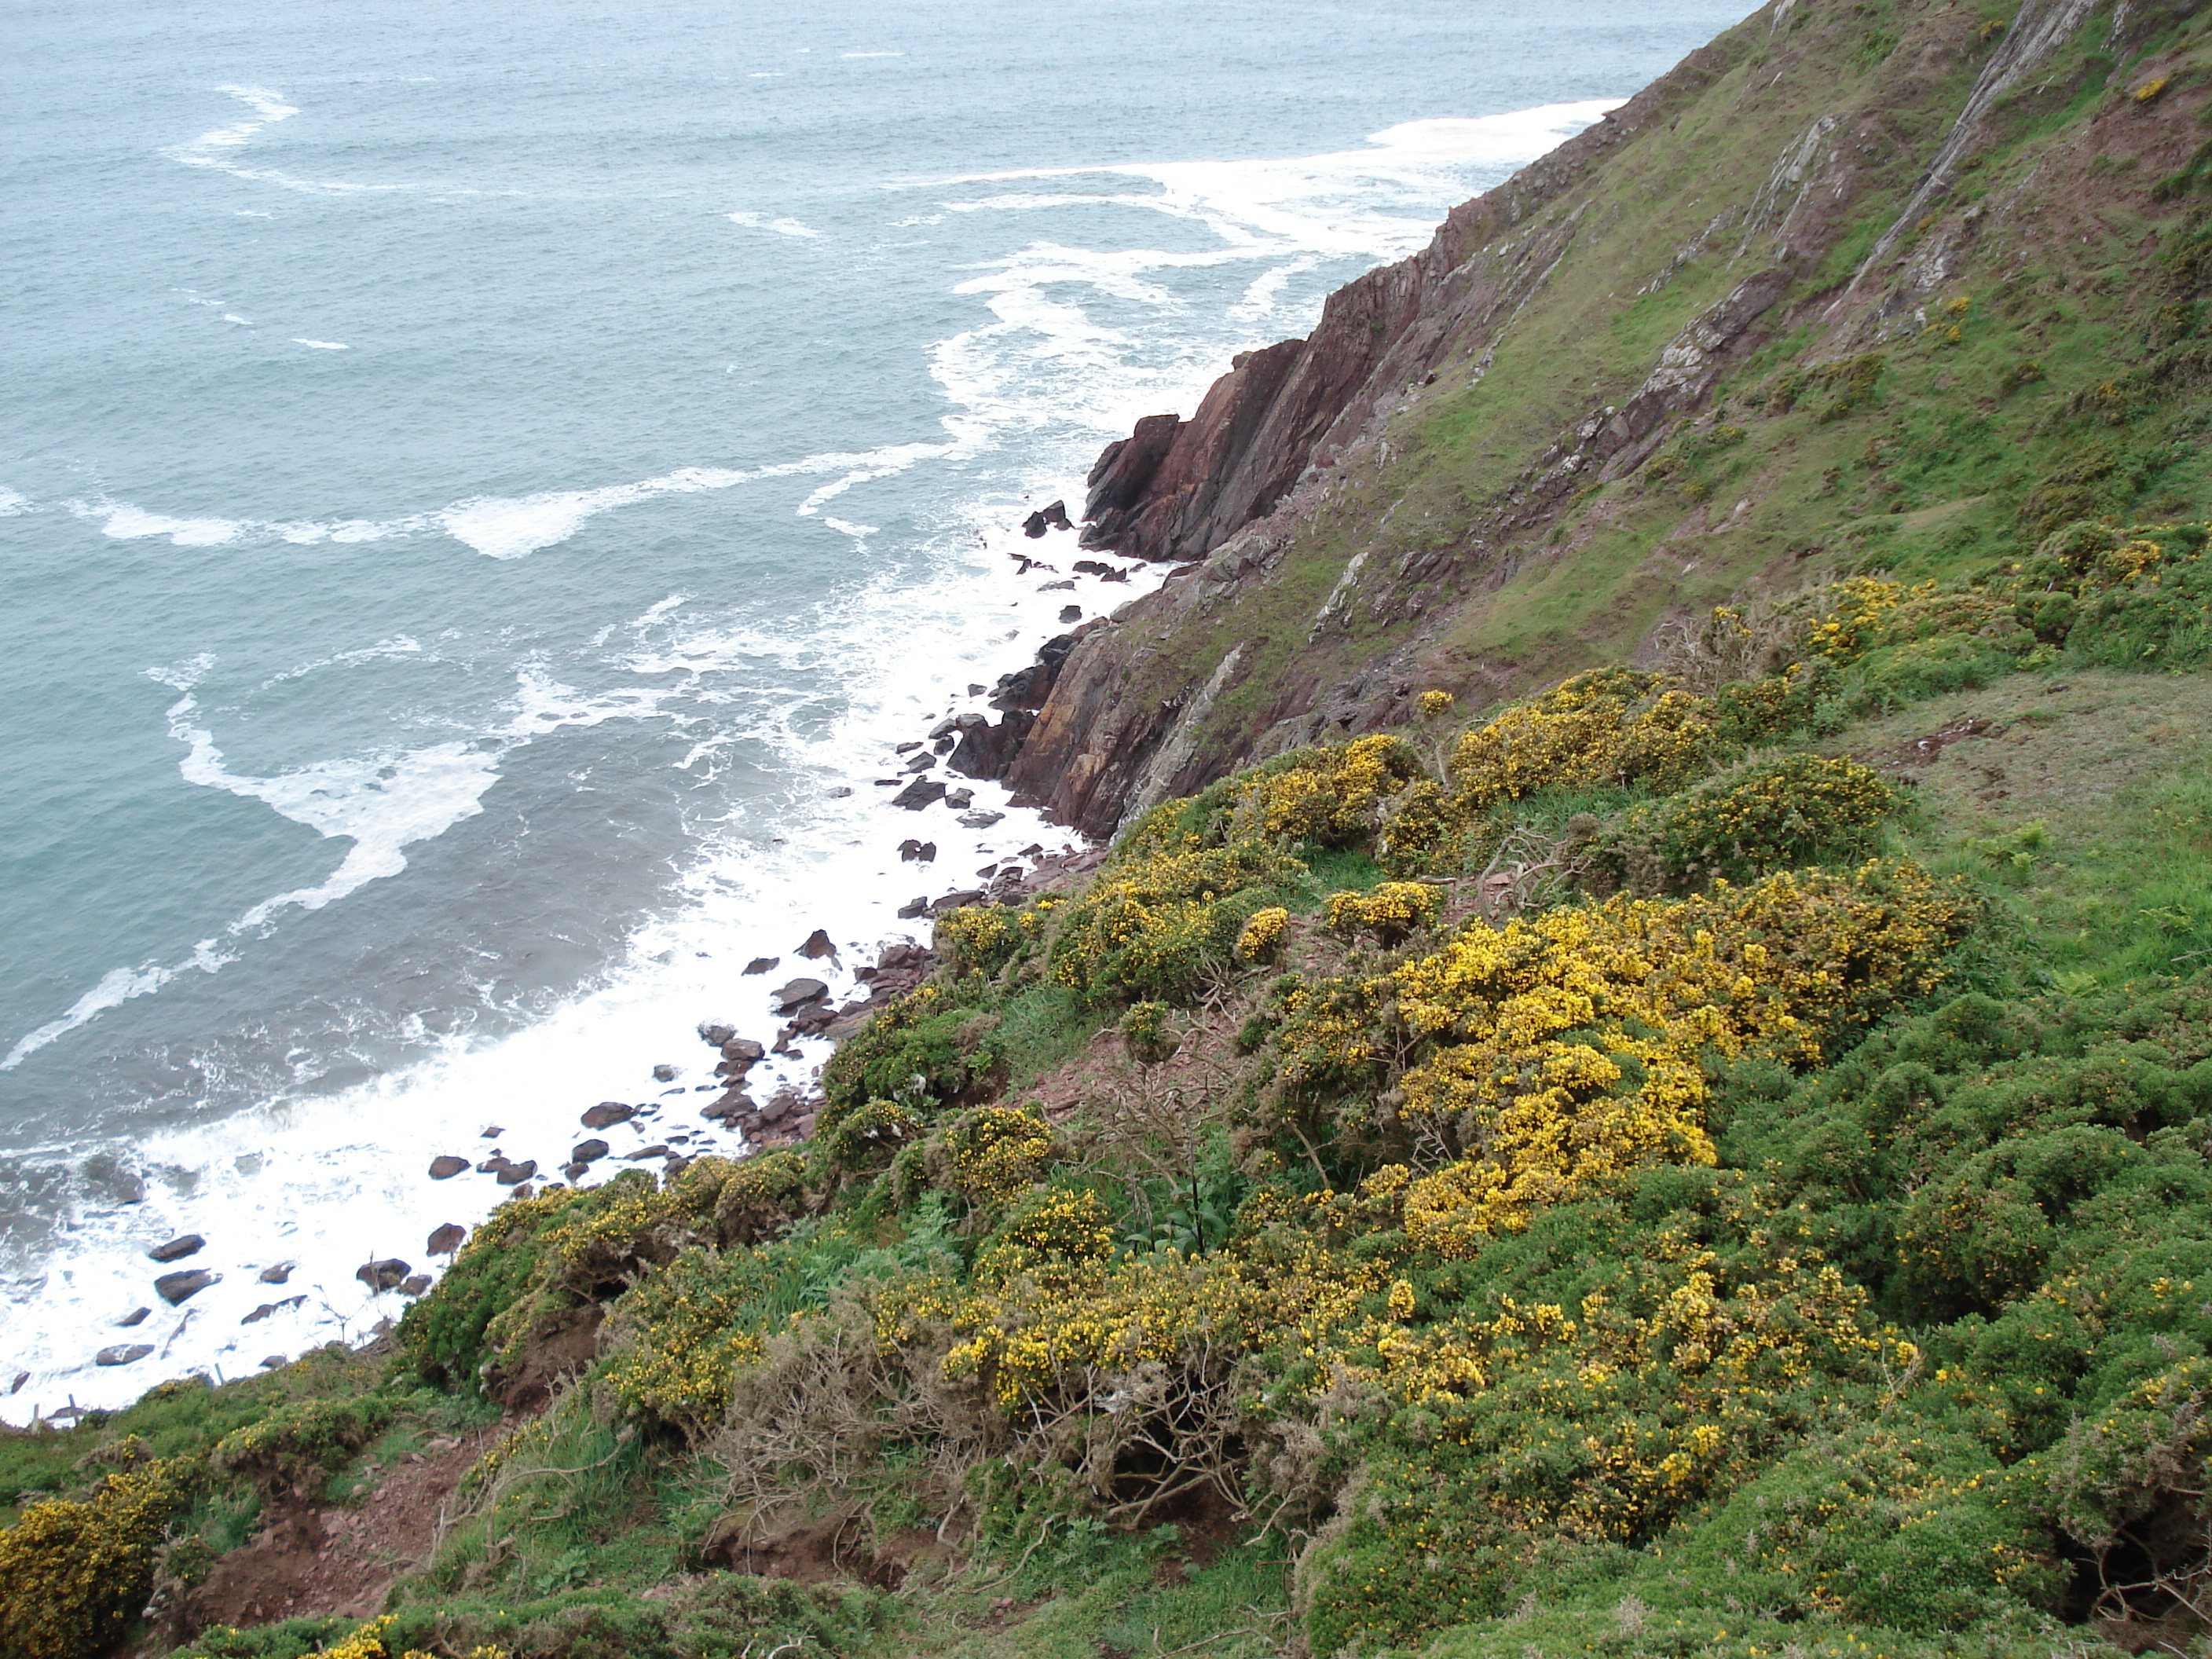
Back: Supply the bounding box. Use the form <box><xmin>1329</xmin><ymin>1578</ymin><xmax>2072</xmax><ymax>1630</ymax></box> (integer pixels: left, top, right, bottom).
<box><xmin>240</xmin><ymin>1296</ymin><xmax>303</xmax><ymax>1325</ymax></box>
<box><xmin>148</xmin><ymin>1234</ymin><xmax>204</xmax><ymax>1263</ymax></box>
<box><xmin>427</xmin><ymin>1222</ymin><xmax>467</xmax><ymax>1255</ymax></box>
<box><xmin>258</xmin><ymin>1262</ymin><xmax>294</xmax><ymax>1284</ymax></box>
<box><xmin>931</xmin><ymin>890</ymin><xmax>987</xmax><ymax>914</ymax></box>
<box><xmin>959</xmin><ymin>811</ymin><xmax>1006</xmax><ymax>829</ymax></box>
<box><xmin>581</xmin><ymin>1101</ymin><xmax>635</xmax><ymax>1130</ymax></box>
<box><xmin>562</xmin><ymin>1161</ymin><xmax>588</xmax><ymax>1180</ymax></box>
<box><xmin>772</xmin><ymin>978</ymin><xmax>829</xmax><ymax>1014</ymax></box>
<box><xmin>400</xmin><ymin>1275</ymin><xmax>432</xmax><ymax>1297</ymax></box>
<box><xmin>496</xmin><ymin>1159</ymin><xmax>538</xmax><ymax>1186</ymax></box>
<box><xmin>1038</xmin><ymin>577</ymin><xmax>1075</xmax><ymax>591</ymax></box>
<box><xmin>901</xmin><ymin>752</ymin><xmax>934</xmax><ymax>773</ymax></box>
<box><xmin>892</xmin><ymin>778</ymin><xmax>947</xmax><ymax>810</ymax></box>
<box><xmin>948</xmin><ymin>711</ymin><xmax>1035</xmax><ymax>780</ymax></box>
<box><xmin>943</xmin><ymin>787</ymin><xmax>975</xmax><ymax>808</ymax></box>
<box><xmin>1041</xmin><ymin>499</ymin><xmax>1073</xmax><ymax>531</ymax></box>
<box><xmin>571</xmin><ymin>1139</ymin><xmax>610</xmax><ymax>1164</ymax></box>
<box><xmin>652</xmin><ymin>1063</ymin><xmax>676</xmax><ymax>1082</ymax></box>
<box><xmin>155</xmin><ymin>1269</ymin><xmax>218</xmax><ymax>1306</ymax></box>
<box><xmin>1058</xmin><ymin>605</ymin><xmax>1082</xmax><ymax>624</ymax></box>
<box><xmin>720</xmin><ymin>1036</ymin><xmax>766</xmax><ymax>1064</ymax></box>
<box><xmin>703</xmin><ymin>1093</ymin><xmax>755</xmax><ymax>1123</ymax></box>
<box><xmin>743</xmin><ymin>957</ymin><xmax>779</xmax><ymax>975</ymax></box>
<box><xmin>1022</xmin><ymin>508</ymin><xmax>1049</xmax><ymax>538</ymax></box>
<box><xmin>428</xmin><ymin>1155</ymin><xmax>469</xmax><ymax>1180</ymax></box>
<box><xmin>118</xmin><ymin>1306</ymin><xmax>150</xmax><ymax>1328</ymax></box>
<box><xmin>894</xmin><ymin>741</ymin><xmax>922</xmax><ymax>754</ymax></box>
<box><xmin>259</xmin><ymin>1355</ymin><xmax>287</xmax><ymax>1370</ymax></box>
<box><xmin>481</xmin><ymin>1125</ymin><xmax>504</xmax><ymax>1137</ymax></box>
<box><xmin>899</xmin><ymin>839</ymin><xmax>936</xmax><ymax>862</ymax></box>
<box><xmin>698</xmin><ymin>1021</ymin><xmax>737</xmax><ymax>1046</ymax></box>
<box><xmin>511</xmin><ymin>1183</ymin><xmax>536</xmax><ymax>1200</ymax></box>
<box><xmin>624</xmin><ymin>1144</ymin><xmax>671</xmax><ymax>1161</ymax></box>
<box><xmin>968</xmin><ymin>683</ymin><xmax>987</xmax><ymax>695</ymax></box>
<box><xmin>356</xmin><ymin>1258</ymin><xmax>409</xmax><ymax>1293</ymax></box>
<box><xmin>826</xmin><ymin>785</ymin><xmax>853</xmax><ymax>798</ymax></box>
<box><xmin>896</xmin><ymin>895</ymin><xmax>928</xmax><ymax>918</ymax></box>
<box><xmin>476</xmin><ymin>1156</ymin><xmax>508</xmax><ymax>1174</ymax></box>
<box><xmin>96</xmin><ymin>1344</ymin><xmax>153</xmax><ymax>1368</ymax></box>
<box><xmin>797</xmin><ymin>928</ymin><xmax>836</xmax><ymax>959</ymax></box>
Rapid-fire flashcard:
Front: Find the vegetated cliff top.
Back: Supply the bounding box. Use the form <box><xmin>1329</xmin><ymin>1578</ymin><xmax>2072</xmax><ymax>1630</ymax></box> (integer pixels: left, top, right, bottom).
<box><xmin>1005</xmin><ymin>0</ymin><xmax>2212</xmax><ymax>838</ymax></box>
<box><xmin>9</xmin><ymin>6</ymin><xmax>2212</xmax><ymax>1659</ymax></box>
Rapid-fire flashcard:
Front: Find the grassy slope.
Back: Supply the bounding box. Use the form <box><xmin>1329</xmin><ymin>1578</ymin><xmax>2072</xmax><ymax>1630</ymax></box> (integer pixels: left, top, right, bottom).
<box><xmin>1138</xmin><ymin>0</ymin><xmax>2212</xmax><ymax>773</ymax></box>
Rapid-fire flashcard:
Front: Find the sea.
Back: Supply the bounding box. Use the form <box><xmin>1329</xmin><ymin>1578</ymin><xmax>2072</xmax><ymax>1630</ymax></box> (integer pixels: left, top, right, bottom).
<box><xmin>0</xmin><ymin>0</ymin><xmax>1755</xmax><ymax>1420</ymax></box>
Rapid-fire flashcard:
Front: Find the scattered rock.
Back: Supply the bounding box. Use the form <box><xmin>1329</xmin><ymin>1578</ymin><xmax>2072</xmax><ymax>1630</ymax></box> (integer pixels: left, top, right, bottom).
<box><xmin>496</xmin><ymin>1159</ymin><xmax>538</xmax><ymax>1187</ymax></box>
<box><xmin>400</xmin><ymin>1275</ymin><xmax>432</xmax><ymax>1297</ymax></box>
<box><xmin>571</xmin><ymin>1139</ymin><xmax>610</xmax><ymax>1164</ymax></box>
<box><xmin>1058</xmin><ymin>605</ymin><xmax>1082</xmax><ymax>623</ymax></box>
<box><xmin>797</xmin><ymin>928</ymin><xmax>836</xmax><ymax>959</ymax></box>
<box><xmin>827</xmin><ymin>785</ymin><xmax>852</xmax><ymax>797</ymax></box>
<box><xmin>241</xmin><ymin>1296</ymin><xmax>304</xmax><ymax>1325</ymax></box>
<box><xmin>772</xmin><ymin>978</ymin><xmax>830</xmax><ymax>1014</ymax></box>
<box><xmin>968</xmin><ymin>683</ymin><xmax>987</xmax><ymax>695</ymax></box>
<box><xmin>428</xmin><ymin>1155</ymin><xmax>469</xmax><ymax>1180</ymax></box>
<box><xmin>118</xmin><ymin>1306</ymin><xmax>150</xmax><ymax>1328</ymax></box>
<box><xmin>480</xmin><ymin>1125</ymin><xmax>504</xmax><ymax>1138</ymax></box>
<box><xmin>356</xmin><ymin>1258</ymin><xmax>409</xmax><ymax>1293</ymax></box>
<box><xmin>259</xmin><ymin>1355</ymin><xmax>286</xmax><ymax>1370</ymax></box>
<box><xmin>698</xmin><ymin>1021</ymin><xmax>736</xmax><ymax>1046</ymax></box>
<box><xmin>894</xmin><ymin>741</ymin><xmax>922</xmax><ymax>754</ymax></box>
<box><xmin>944</xmin><ymin>787</ymin><xmax>975</xmax><ymax>809</ymax></box>
<box><xmin>258</xmin><ymin>1262</ymin><xmax>294</xmax><ymax>1284</ymax></box>
<box><xmin>931</xmin><ymin>890</ymin><xmax>987</xmax><ymax>914</ymax></box>
<box><xmin>959</xmin><ymin>811</ymin><xmax>1006</xmax><ymax>829</ymax></box>
<box><xmin>892</xmin><ymin>777</ymin><xmax>947</xmax><ymax>810</ymax></box>
<box><xmin>743</xmin><ymin>957</ymin><xmax>779</xmax><ymax>975</ymax></box>
<box><xmin>1038</xmin><ymin>577</ymin><xmax>1075</xmax><ymax>591</ymax></box>
<box><xmin>1022</xmin><ymin>500</ymin><xmax>1075</xmax><ymax>537</ymax></box>
<box><xmin>562</xmin><ymin>1161</ymin><xmax>588</xmax><ymax>1180</ymax></box>
<box><xmin>581</xmin><ymin>1101</ymin><xmax>635</xmax><ymax>1130</ymax></box>
<box><xmin>155</xmin><ymin>1269</ymin><xmax>218</xmax><ymax>1306</ymax></box>
<box><xmin>427</xmin><ymin>1223</ymin><xmax>467</xmax><ymax>1255</ymax></box>
<box><xmin>896</xmin><ymin>895</ymin><xmax>929</xmax><ymax>918</ymax></box>
<box><xmin>652</xmin><ymin>1063</ymin><xmax>676</xmax><ymax>1082</ymax></box>
<box><xmin>623</xmin><ymin>1144</ymin><xmax>671</xmax><ymax>1161</ymax></box>
<box><xmin>932</xmin><ymin>735</ymin><xmax>954</xmax><ymax>754</ymax></box>
<box><xmin>899</xmin><ymin>839</ymin><xmax>936</xmax><ymax>862</ymax></box>
<box><xmin>901</xmin><ymin>751</ymin><xmax>934</xmax><ymax>774</ymax></box>
<box><xmin>511</xmin><ymin>1183</ymin><xmax>535</xmax><ymax>1201</ymax></box>
<box><xmin>720</xmin><ymin>1035</ymin><xmax>766</xmax><ymax>1064</ymax></box>
<box><xmin>96</xmin><ymin>1344</ymin><xmax>154</xmax><ymax>1368</ymax></box>
<box><xmin>148</xmin><ymin>1234</ymin><xmax>205</xmax><ymax>1263</ymax></box>
<box><xmin>475</xmin><ymin>1156</ymin><xmax>507</xmax><ymax>1174</ymax></box>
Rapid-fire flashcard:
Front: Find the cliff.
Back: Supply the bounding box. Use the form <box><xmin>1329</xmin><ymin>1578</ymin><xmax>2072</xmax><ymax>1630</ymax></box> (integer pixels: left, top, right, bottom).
<box><xmin>13</xmin><ymin>5</ymin><xmax>2212</xmax><ymax>1659</ymax></box>
<box><xmin>994</xmin><ymin>0</ymin><xmax>2210</xmax><ymax>835</ymax></box>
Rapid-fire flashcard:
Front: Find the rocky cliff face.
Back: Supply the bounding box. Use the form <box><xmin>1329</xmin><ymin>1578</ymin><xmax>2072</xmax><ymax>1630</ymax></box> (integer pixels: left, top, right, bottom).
<box><xmin>993</xmin><ymin>0</ymin><xmax>2203</xmax><ymax>837</ymax></box>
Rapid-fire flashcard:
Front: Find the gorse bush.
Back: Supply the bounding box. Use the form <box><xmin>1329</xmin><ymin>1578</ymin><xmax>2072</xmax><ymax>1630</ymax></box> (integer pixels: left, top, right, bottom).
<box><xmin>0</xmin><ymin>1455</ymin><xmax>201</xmax><ymax>1659</ymax></box>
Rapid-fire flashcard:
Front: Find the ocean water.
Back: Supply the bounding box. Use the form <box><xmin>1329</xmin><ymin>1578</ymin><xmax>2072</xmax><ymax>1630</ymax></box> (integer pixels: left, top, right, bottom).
<box><xmin>0</xmin><ymin>0</ymin><xmax>1754</xmax><ymax>1418</ymax></box>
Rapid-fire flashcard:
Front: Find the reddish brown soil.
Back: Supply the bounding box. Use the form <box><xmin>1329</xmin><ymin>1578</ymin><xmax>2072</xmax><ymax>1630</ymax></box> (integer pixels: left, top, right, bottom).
<box><xmin>174</xmin><ymin>1423</ymin><xmax>508</xmax><ymax>1639</ymax></box>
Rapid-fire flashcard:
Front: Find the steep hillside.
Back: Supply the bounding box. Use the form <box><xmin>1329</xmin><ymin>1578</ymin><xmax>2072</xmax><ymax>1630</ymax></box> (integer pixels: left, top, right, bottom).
<box><xmin>9</xmin><ymin>5</ymin><xmax>2212</xmax><ymax>1659</ymax></box>
<box><xmin>987</xmin><ymin>0</ymin><xmax>2212</xmax><ymax>835</ymax></box>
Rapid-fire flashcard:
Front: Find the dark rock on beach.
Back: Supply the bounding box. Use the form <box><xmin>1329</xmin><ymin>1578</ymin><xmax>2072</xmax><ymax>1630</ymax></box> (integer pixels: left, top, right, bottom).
<box><xmin>960</xmin><ymin>810</ymin><xmax>1005</xmax><ymax>829</ymax></box>
<box><xmin>148</xmin><ymin>1234</ymin><xmax>204</xmax><ymax>1263</ymax></box>
<box><xmin>427</xmin><ymin>1222</ymin><xmax>467</xmax><ymax>1255</ymax></box>
<box><xmin>798</xmin><ymin>928</ymin><xmax>836</xmax><ymax>959</ymax></box>
<box><xmin>119</xmin><ymin>1306</ymin><xmax>150</xmax><ymax>1328</ymax></box>
<box><xmin>899</xmin><ymin>838</ymin><xmax>936</xmax><ymax>862</ymax></box>
<box><xmin>1058</xmin><ymin>605</ymin><xmax>1082</xmax><ymax>624</ymax></box>
<box><xmin>156</xmin><ymin>1268</ymin><xmax>218</xmax><ymax>1306</ymax></box>
<box><xmin>931</xmin><ymin>890</ymin><xmax>987</xmax><ymax>914</ymax></box>
<box><xmin>401</xmin><ymin>1275</ymin><xmax>432</xmax><ymax>1297</ymax></box>
<box><xmin>896</xmin><ymin>895</ymin><xmax>928</xmax><ymax>917</ymax></box>
<box><xmin>581</xmin><ymin>1101</ymin><xmax>635</xmax><ymax>1130</ymax></box>
<box><xmin>258</xmin><ymin>1262</ymin><xmax>294</xmax><ymax>1284</ymax></box>
<box><xmin>356</xmin><ymin>1258</ymin><xmax>409</xmax><ymax>1293</ymax></box>
<box><xmin>571</xmin><ymin>1138</ymin><xmax>610</xmax><ymax>1165</ymax></box>
<box><xmin>652</xmin><ymin>1063</ymin><xmax>676</xmax><ymax>1082</ymax></box>
<box><xmin>496</xmin><ymin>1159</ymin><xmax>538</xmax><ymax>1186</ymax></box>
<box><xmin>96</xmin><ymin>1344</ymin><xmax>153</xmax><ymax>1368</ymax></box>
<box><xmin>944</xmin><ymin>787</ymin><xmax>975</xmax><ymax>809</ymax></box>
<box><xmin>428</xmin><ymin>1155</ymin><xmax>469</xmax><ymax>1180</ymax></box>
<box><xmin>743</xmin><ymin>957</ymin><xmax>779</xmax><ymax>975</ymax></box>
<box><xmin>698</xmin><ymin>1022</ymin><xmax>736</xmax><ymax>1046</ymax></box>
<box><xmin>892</xmin><ymin>777</ymin><xmax>946</xmax><ymax>809</ymax></box>
<box><xmin>772</xmin><ymin>977</ymin><xmax>829</xmax><ymax>1014</ymax></box>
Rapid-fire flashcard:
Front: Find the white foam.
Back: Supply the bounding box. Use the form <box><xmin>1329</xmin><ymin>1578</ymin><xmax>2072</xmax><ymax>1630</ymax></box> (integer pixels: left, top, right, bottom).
<box><xmin>291</xmin><ymin>338</ymin><xmax>349</xmax><ymax>350</ymax></box>
<box><xmin>96</xmin><ymin>506</ymin><xmax>244</xmax><ymax>547</ymax></box>
<box><xmin>727</xmin><ymin>211</ymin><xmax>821</xmax><ymax>240</ymax></box>
<box><xmin>0</xmin><ymin>487</ymin><xmax>31</xmax><ymax>516</ymax></box>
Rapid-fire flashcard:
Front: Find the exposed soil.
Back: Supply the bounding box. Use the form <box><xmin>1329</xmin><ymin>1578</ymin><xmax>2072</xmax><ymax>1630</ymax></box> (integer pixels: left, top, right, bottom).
<box><xmin>701</xmin><ymin>1512</ymin><xmax>955</xmax><ymax>1590</ymax></box>
<box><xmin>173</xmin><ymin>1423</ymin><xmax>509</xmax><ymax>1640</ymax></box>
